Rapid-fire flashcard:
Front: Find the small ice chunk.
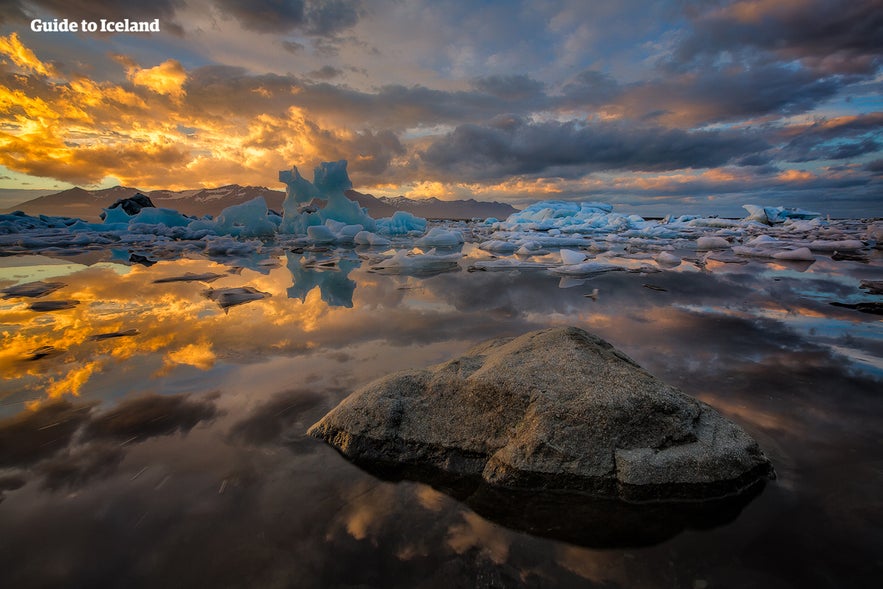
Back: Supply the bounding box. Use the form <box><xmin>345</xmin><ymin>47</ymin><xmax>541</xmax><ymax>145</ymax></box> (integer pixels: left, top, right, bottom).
<box><xmin>307</xmin><ymin>225</ymin><xmax>337</xmax><ymax>243</ymax></box>
<box><xmin>418</xmin><ymin>227</ymin><xmax>464</xmax><ymax>247</ymax></box>
<box><xmin>29</xmin><ymin>300</ymin><xmax>79</xmax><ymax>312</ymax></box>
<box><xmin>551</xmin><ymin>261</ymin><xmax>625</xmax><ymax>276</ymax></box>
<box><xmin>369</xmin><ymin>249</ymin><xmax>461</xmax><ymax>275</ymax></box>
<box><xmin>745</xmin><ymin>234</ymin><xmax>780</xmax><ymax>247</ymax></box>
<box><xmin>808</xmin><ymin>239</ymin><xmax>864</xmax><ymax>251</ymax></box>
<box><xmin>479</xmin><ymin>240</ymin><xmax>519</xmax><ymax>253</ymax></box>
<box><xmin>204</xmin><ymin>286</ymin><xmax>270</xmax><ymax>310</ymax></box>
<box><xmin>2</xmin><ymin>280</ymin><xmax>65</xmax><ymax>298</ymax></box>
<box><xmin>130</xmin><ymin>207</ymin><xmax>192</xmax><ymax>227</ymax></box>
<box><xmin>772</xmin><ymin>247</ymin><xmax>815</xmax><ymax>261</ymax></box>
<box><xmin>655</xmin><ymin>251</ymin><xmax>681</xmax><ymax>266</ymax></box>
<box><xmin>559</xmin><ymin>248</ymin><xmax>588</xmax><ymax>265</ymax></box>
<box><xmin>153</xmin><ymin>272</ymin><xmax>225</xmax><ymax>284</ymax></box>
<box><xmin>353</xmin><ymin>230</ymin><xmax>391</xmax><ymax>246</ymax></box>
<box><xmin>375</xmin><ymin>211</ymin><xmax>428</xmax><ymax>235</ymax></box>
<box><xmin>696</xmin><ymin>236</ymin><xmax>730</xmax><ymax>250</ymax></box>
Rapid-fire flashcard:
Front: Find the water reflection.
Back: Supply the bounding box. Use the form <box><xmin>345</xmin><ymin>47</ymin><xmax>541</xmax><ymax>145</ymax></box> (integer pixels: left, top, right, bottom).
<box><xmin>286</xmin><ymin>252</ymin><xmax>359</xmax><ymax>308</ymax></box>
<box><xmin>0</xmin><ymin>247</ymin><xmax>880</xmax><ymax>587</ymax></box>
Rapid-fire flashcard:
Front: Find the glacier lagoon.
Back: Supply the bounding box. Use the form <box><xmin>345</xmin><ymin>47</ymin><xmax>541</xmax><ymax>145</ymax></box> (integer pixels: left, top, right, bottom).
<box><xmin>0</xmin><ymin>226</ymin><xmax>881</xmax><ymax>587</ymax></box>
<box><xmin>1</xmin><ymin>162</ymin><xmax>881</xmax><ymax>587</ymax></box>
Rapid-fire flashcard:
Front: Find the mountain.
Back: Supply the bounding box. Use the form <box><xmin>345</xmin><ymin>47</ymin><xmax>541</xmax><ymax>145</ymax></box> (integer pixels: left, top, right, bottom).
<box><xmin>2</xmin><ymin>185</ymin><xmax>518</xmax><ymax>221</ymax></box>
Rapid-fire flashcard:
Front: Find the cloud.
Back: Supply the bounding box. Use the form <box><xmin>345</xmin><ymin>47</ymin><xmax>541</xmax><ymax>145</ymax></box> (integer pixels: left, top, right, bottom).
<box><xmin>620</xmin><ymin>63</ymin><xmax>846</xmax><ymax>126</ymax></box>
<box><xmin>419</xmin><ymin>116</ymin><xmax>769</xmax><ymax>180</ymax></box>
<box><xmin>129</xmin><ymin>59</ymin><xmax>188</xmax><ymax>98</ymax></box>
<box><xmin>0</xmin><ymin>399</ymin><xmax>95</xmax><ymax>468</ymax></box>
<box><xmin>308</xmin><ymin>65</ymin><xmax>343</xmax><ymax>80</ymax></box>
<box><xmin>212</xmin><ymin>0</ymin><xmax>362</xmax><ymax>36</ymax></box>
<box><xmin>674</xmin><ymin>0</ymin><xmax>883</xmax><ymax>75</ymax></box>
<box><xmin>228</xmin><ymin>388</ymin><xmax>329</xmax><ymax>449</ymax></box>
<box><xmin>471</xmin><ymin>74</ymin><xmax>545</xmax><ymax>100</ymax></box>
<box><xmin>82</xmin><ymin>392</ymin><xmax>220</xmax><ymax>443</ymax></box>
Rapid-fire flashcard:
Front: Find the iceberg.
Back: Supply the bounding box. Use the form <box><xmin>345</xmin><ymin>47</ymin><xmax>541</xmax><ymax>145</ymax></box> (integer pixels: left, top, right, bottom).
<box><xmin>279</xmin><ymin>161</ymin><xmax>376</xmax><ymax>234</ymax></box>
<box><xmin>743</xmin><ymin>205</ymin><xmax>821</xmax><ymax>224</ymax></box>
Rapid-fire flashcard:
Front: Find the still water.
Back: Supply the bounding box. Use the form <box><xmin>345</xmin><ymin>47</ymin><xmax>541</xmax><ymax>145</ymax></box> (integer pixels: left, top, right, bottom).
<box><xmin>1</xmin><ymin>242</ymin><xmax>880</xmax><ymax>588</ymax></box>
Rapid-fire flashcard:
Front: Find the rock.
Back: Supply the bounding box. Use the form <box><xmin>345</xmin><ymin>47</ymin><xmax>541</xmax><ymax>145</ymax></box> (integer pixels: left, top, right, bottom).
<box><xmin>309</xmin><ymin>327</ymin><xmax>774</xmax><ymax>502</ymax></box>
<box><xmin>101</xmin><ymin>193</ymin><xmax>155</xmax><ymax>218</ymax></box>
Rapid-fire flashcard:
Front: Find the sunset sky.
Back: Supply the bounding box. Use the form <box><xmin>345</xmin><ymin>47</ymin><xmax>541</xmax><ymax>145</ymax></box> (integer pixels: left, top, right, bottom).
<box><xmin>0</xmin><ymin>0</ymin><xmax>881</xmax><ymax>215</ymax></box>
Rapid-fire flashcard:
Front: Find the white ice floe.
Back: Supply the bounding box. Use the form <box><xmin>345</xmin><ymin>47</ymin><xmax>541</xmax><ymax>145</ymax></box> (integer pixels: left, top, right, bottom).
<box><xmin>368</xmin><ymin>249</ymin><xmax>462</xmax><ymax>275</ymax></box>
<box><xmin>743</xmin><ymin>204</ymin><xmax>821</xmax><ymax>224</ymax></box>
<box><xmin>655</xmin><ymin>251</ymin><xmax>682</xmax><ymax>266</ymax></box>
<box><xmin>353</xmin><ymin>230</ymin><xmax>391</xmax><ymax>247</ymax></box>
<box><xmin>772</xmin><ymin>247</ymin><xmax>815</xmax><ymax>261</ymax></box>
<box><xmin>559</xmin><ymin>248</ymin><xmax>588</xmax><ymax>265</ymax></box>
<box><xmin>696</xmin><ymin>236</ymin><xmax>730</xmax><ymax>250</ymax></box>
<box><xmin>479</xmin><ymin>240</ymin><xmax>520</xmax><ymax>253</ymax></box>
<box><xmin>807</xmin><ymin>239</ymin><xmax>864</xmax><ymax>251</ymax></box>
<box><xmin>551</xmin><ymin>261</ymin><xmax>625</xmax><ymax>276</ymax></box>
<box><xmin>417</xmin><ymin>227</ymin><xmax>464</xmax><ymax>247</ymax></box>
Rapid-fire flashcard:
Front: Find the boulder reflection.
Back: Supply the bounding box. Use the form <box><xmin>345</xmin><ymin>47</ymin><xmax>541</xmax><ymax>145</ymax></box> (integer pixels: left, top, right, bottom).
<box><xmin>339</xmin><ymin>458</ymin><xmax>766</xmax><ymax>549</ymax></box>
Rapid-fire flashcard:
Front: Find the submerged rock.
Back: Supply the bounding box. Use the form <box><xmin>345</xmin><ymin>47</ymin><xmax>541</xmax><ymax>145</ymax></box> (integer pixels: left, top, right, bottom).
<box><xmin>309</xmin><ymin>326</ymin><xmax>774</xmax><ymax>502</ymax></box>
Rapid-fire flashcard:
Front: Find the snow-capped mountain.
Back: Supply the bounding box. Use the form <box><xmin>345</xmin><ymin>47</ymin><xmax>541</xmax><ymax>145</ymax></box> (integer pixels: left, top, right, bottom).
<box><xmin>2</xmin><ymin>185</ymin><xmax>518</xmax><ymax>221</ymax></box>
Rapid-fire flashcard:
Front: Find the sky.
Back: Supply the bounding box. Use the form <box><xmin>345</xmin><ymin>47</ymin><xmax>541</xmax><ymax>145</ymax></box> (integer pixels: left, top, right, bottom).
<box><xmin>0</xmin><ymin>0</ymin><xmax>881</xmax><ymax>216</ymax></box>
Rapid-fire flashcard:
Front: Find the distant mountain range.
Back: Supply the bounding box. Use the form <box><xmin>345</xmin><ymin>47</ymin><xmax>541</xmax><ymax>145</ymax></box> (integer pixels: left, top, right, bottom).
<box><xmin>1</xmin><ymin>185</ymin><xmax>518</xmax><ymax>221</ymax></box>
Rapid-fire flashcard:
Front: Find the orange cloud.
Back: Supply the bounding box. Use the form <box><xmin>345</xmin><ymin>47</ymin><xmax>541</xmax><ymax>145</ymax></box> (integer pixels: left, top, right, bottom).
<box><xmin>129</xmin><ymin>59</ymin><xmax>188</xmax><ymax>99</ymax></box>
<box><xmin>0</xmin><ymin>33</ymin><xmax>56</xmax><ymax>77</ymax></box>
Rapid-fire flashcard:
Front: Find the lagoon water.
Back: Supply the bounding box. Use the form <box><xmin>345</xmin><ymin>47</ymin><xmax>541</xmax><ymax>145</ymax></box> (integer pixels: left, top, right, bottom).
<box><xmin>1</xmin><ymin>236</ymin><xmax>880</xmax><ymax>588</ymax></box>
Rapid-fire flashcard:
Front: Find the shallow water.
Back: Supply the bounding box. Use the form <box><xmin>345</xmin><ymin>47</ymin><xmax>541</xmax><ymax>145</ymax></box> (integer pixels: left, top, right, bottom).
<box><xmin>1</xmin><ymin>239</ymin><xmax>881</xmax><ymax>588</ymax></box>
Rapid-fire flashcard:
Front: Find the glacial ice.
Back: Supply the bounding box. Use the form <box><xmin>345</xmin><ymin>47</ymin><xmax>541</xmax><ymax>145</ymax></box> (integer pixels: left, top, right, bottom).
<box><xmin>417</xmin><ymin>227</ymin><xmax>465</xmax><ymax>248</ymax></box>
<box><xmin>743</xmin><ymin>204</ymin><xmax>821</xmax><ymax>224</ymax></box>
<box><xmin>1</xmin><ymin>159</ymin><xmax>872</xmax><ymax>286</ymax></box>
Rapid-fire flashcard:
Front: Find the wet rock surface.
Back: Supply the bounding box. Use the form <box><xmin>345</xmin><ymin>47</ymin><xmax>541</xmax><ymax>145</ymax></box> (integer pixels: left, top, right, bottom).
<box><xmin>309</xmin><ymin>326</ymin><xmax>775</xmax><ymax>502</ymax></box>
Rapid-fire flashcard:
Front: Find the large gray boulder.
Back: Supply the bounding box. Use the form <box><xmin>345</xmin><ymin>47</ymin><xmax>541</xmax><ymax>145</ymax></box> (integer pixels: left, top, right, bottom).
<box><xmin>309</xmin><ymin>327</ymin><xmax>774</xmax><ymax>502</ymax></box>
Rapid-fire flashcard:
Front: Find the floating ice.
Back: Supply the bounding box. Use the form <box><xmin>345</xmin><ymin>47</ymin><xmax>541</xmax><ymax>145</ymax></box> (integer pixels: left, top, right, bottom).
<box><xmin>559</xmin><ymin>248</ymin><xmax>588</xmax><ymax>265</ymax></box>
<box><xmin>2</xmin><ymin>280</ymin><xmax>66</xmax><ymax>298</ymax></box>
<box><xmin>353</xmin><ymin>230</ymin><xmax>391</xmax><ymax>247</ymax></box>
<box><xmin>211</xmin><ymin>196</ymin><xmax>278</xmax><ymax>237</ymax></box>
<box><xmin>279</xmin><ymin>161</ymin><xmax>377</xmax><ymax>234</ymax></box>
<box><xmin>743</xmin><ymin>205</ymin><xmax>821</xmax><ymax>224</ymax></box>
<box><xmin>130</xmin><ymin>207</ymin><xmax>192</xmax><ymax>228</ymax></box>
<box><xmin>551</xmin><ymin>261</ymin><xmax>625</xmax><ymax>276</ymax></box>
<box><xmin>772</xmin><ymin>247</ymin><xmax>815</xmax><ymax>261</ymax></box>
<box><xmin>655</xmin><ymin>251</ymin><xmax>681</xmax><ymax>266</ymax></box>
<box><xmin>696</xmin><ymin>236</ymin><xmax>730</xmax><ymax>250</ymax></box>
<box><xmin>369</xmin><ymin>249</ymin><xmax>461</xmax><ymax>276</ymax></box>
<box><xmin>479</xmin><ymin>240</ymin><xmax>519</xmax><ymax>253</ymax></box>
<box><xmin>808</xmin><ymin>239</ymin><xmax>864</xmax><ymax>251</ymax></box>
<box><xmin>375</xmin><ymin>211</ymin><xmax>427</xmax><ymax>235</ymax></box>
<box><xmin>203</xmin><ymin>287</ymin><xmax>270</xmax><ymax>311</ymax></box>
<box><xmin>29</xmin><ymin>300</ymin><xmax>79</xmax><ymax>312</ymax></box>
<box><xmin>417</xmin><ymin>227</ymin><xmax>464</xmax><ymax>248</ymax></box>
<box><xmin>153</xmin><ymin>272</ymin><xmax>225</xmax><ymax>284</ymax></box>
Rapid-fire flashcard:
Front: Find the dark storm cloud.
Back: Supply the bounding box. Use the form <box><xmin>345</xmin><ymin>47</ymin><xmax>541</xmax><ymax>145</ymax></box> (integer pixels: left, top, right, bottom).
<box><xmin>419</xmin><ymin>116</ymin><xmax>769</xmax><ymax>180</ymax></box>
<box><xmin>779</xmin><ymin>112</ymin><xmax>883</xmax><ymax>163</ymax></box>
<box><xmin>212</xmin><ymin>0</ymin><xmax>361</xmax><ymax>36</ymax></box>
<box><xmin>182</xmin><ymin>65</ymin><xmax>549</xmax><ymax>129</ymax></box>
<box><xmin>675</xmin><ymin>0</ymin><xmax>883</xmax><ymax>75</ymax></box>
<box><xmin>623</xmin><ymin>63</ymin><xmax>845</xmax><ymax>126</ymax></box>
<box><xmin>559</xmin><ymin>70</ymin><xmax>622</xmax><ymax>108</ymax></box>
<box><xmin>471</xmin><ymin>74</ymin><xmax>546</xmax><ymax>100</ymax></box>
<box><xmin>308</xmin><ymin>65</ymin><xmax>344</xmax><ymax>79</ymax></box>
<box><xmin>82</xmin><ymin>392</ymin><xmax>220</xmax><ymax>443</ymax></box>
<box><xmin>865</xmin><ymin>158</ymin><xmax>883</xmax><ymax>173</ymax></box>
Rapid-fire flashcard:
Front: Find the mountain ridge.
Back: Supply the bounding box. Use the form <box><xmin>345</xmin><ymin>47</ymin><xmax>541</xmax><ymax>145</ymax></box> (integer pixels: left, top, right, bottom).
<box><xmin>1</xmin><ymin>185</ymin><xmax>518</xmax><ymax>221</ymax></box>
